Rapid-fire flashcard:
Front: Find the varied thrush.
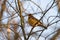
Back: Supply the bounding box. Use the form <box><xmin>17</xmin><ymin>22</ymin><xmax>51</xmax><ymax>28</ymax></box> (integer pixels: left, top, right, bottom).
<box><xmin>28</xmin><ymin>14</ymin><xmax>47</xmax><ymax>29</ymax></box>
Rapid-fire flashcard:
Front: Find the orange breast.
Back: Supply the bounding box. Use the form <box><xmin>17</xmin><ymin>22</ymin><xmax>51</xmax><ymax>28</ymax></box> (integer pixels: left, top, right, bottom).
<box><xmin>28</xmin><ymin>16</ymin><xmax>38</xmax><ymax>27</ymax></box>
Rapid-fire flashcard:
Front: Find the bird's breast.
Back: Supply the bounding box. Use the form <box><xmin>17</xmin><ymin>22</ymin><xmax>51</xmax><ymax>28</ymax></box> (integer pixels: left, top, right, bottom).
<box><xmin>28</xmin><ymin>17</ymin><xmax>38</xmax><ymax>27</ymax></box>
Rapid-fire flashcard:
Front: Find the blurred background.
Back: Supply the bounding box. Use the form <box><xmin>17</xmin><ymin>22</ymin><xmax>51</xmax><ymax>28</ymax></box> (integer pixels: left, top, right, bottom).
<box><xmin>0</xmin><ymin>0</ymin><xmax>60</xmax><ymax>40</ymax></box>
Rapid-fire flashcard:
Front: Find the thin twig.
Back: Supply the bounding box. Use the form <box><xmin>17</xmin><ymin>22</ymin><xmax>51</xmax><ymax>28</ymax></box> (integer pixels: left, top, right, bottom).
<box><xmin>40</xmin><ymin>0</ymin><xmax>55</xmax><ymax>20</ymax></box>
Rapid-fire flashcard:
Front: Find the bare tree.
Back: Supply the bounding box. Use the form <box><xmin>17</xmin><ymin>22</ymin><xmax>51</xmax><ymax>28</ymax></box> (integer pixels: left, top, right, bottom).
<box><xmin>0</xmin><ymin>0</ymin><xmax>60</xmax><ymax>40</ymax></box>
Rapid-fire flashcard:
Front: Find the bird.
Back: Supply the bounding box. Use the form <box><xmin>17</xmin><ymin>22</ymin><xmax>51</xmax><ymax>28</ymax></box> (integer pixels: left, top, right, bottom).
<box><xmin>28</xmin><ymin>14</ymin><xmax>47</xmax><ymax>29</ymax></box>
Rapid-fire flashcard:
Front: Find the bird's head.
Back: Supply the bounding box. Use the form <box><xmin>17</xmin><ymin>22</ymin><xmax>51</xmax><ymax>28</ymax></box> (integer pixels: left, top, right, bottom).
<box><xmin>28</xmin><ymin>14</ymin><xmax>33</xmax><ymax>17</ymax></box>
<box><xmin>28</xmin><ymin>14</ymin><xmax>32</xmax><ymax>16</ymax></box>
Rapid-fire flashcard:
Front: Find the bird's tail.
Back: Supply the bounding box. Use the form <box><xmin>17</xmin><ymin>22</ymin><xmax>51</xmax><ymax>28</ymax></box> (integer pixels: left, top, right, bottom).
<box><xmin>36</xmin><ymin>22</ymin><xmax>47</xmax><ymax>29</ymax></box>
